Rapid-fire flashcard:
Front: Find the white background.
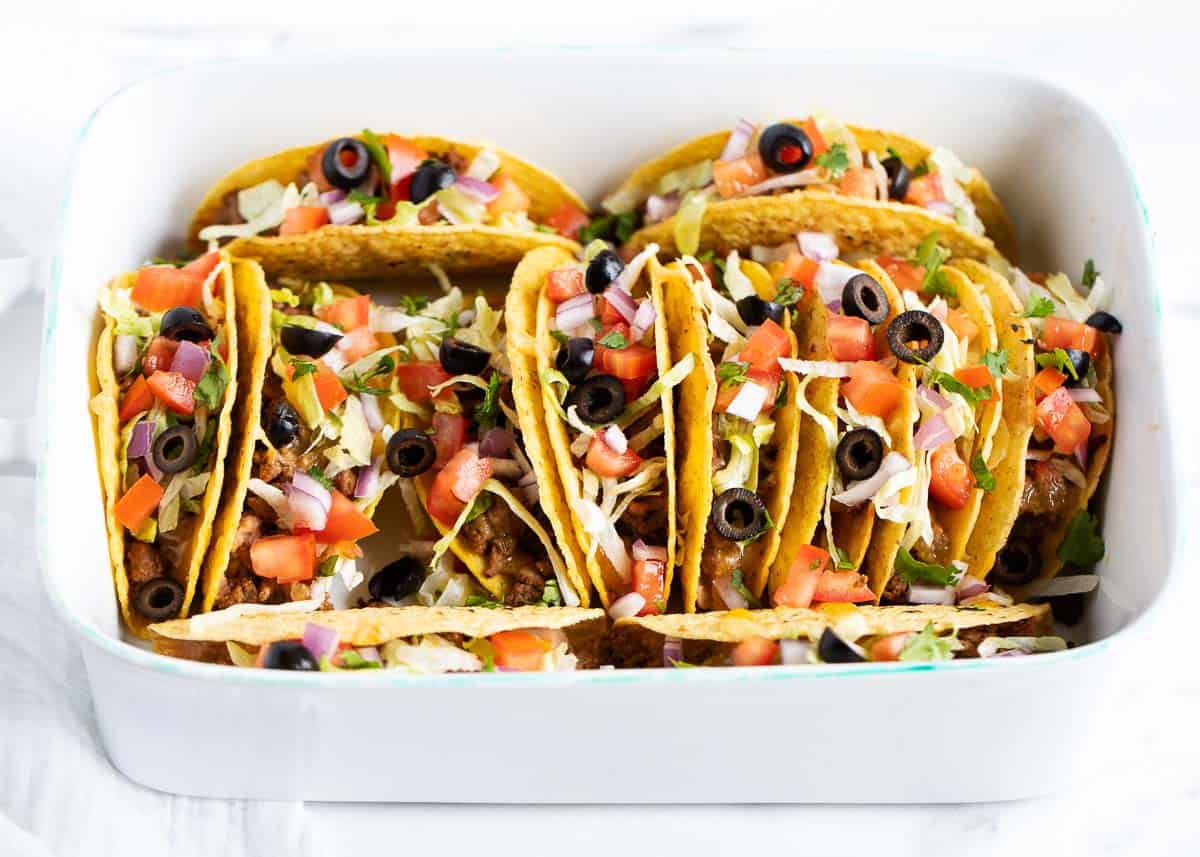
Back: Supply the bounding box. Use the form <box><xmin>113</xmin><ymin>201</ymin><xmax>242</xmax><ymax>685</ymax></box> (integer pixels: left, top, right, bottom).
<box><xmin>1</xmin><ymin>3</ymin><xmax>1198</xmax><ymax>855</ymax></box>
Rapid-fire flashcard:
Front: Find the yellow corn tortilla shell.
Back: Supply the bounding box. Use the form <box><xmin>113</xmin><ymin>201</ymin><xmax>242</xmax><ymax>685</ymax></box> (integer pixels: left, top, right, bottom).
<box><xmin>188</xmin><ymin>134</ymin><xmax>586</xmax><ymax>280</ymax></box>
<box><xmin>615</xmin><ymin>119</ymin><xmax>1015</xmax><ymax>261</ymax></box>
<box><xmin>90</xmin><ymin>257</ymin><xmax>239</xmax><ymax>636</ymax></box>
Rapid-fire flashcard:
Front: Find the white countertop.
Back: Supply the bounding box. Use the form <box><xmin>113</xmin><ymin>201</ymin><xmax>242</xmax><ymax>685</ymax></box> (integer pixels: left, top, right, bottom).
<box><xmin>2</xmin><ymin>6</ymin><xmax>1198</xmax><ymax>856</ymax></box>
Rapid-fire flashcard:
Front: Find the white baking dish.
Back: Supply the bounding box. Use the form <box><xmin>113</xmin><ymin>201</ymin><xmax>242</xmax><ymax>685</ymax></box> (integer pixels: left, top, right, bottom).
<box><xmin>36</xmin><ymin>53</ymin><xmax>1174</xmax><ymax>801</ymax></box>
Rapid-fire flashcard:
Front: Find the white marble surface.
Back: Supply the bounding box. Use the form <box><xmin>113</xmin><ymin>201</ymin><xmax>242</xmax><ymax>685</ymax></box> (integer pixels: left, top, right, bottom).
<box><xmin>2</xmin><ymin>6</ymin><xmax>1198</xmax><ymax>856</ymax></box>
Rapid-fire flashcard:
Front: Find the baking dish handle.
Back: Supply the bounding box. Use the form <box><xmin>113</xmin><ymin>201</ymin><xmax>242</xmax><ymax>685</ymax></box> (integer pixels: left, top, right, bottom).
<box><xmin>0</xmin><ymin>255</ymin><xmax>44</xmax><ymax>474</ymax></box>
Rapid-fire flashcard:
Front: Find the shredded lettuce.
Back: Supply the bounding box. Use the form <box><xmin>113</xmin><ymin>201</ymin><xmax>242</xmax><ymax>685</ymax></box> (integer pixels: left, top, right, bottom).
<box><xmin>196</xmin><ymin>179</ymin><xmax>302</xmax><ymax>242</ymax></box>
<box><xmin>454</xmin><ymin>294</ymin><xmax>504</xmax><ymax>355</ymax></box>
<box><xmin>722</xmin><ymin>251</ymin><xmax>757</xmax><ymax>301</ymax></box>
<box><xmin>381</xmin><ymin>636</ymin><xmax>483</xmax><ymax>674</ymax></box>
<box><xmin>678</xmin><ymin>254</ymin><xmax>748</xmax><ymax>343</ymax></box>
<box><xmin>1043</xmin><ymin>273</ymin><xmax>1093</xmax><ymax>324</ymax></box>
<box><xmin>898</xmin><ymin>623</ymin><xmax>962</xmax><ymax>662</ymax></box>
<box><xmin>673</xmin><ymin>190</ymin><xmax>709</xmax><ymax>257</ymax></box>
<box><xmin>617</xmin><ymin>352</ymin><xmax>695</xmax><ymax>429</ymax></box>
<box><xmin>99</xmin><ymin>285</ymin><xmax>157</xmax><ymax>342</ymax></box>
<box><xmin>657</xmin><ymin>160</ymin><xmax>713</xmax><ymax>196</ymax></box>
<box><xmin>434</xmin><ymin>186</ymin><xmax>486</xmax><ymax>224</ymax></box>
<box><xmin>713</xmin><ymin>433</ymin><xmax>757</xmax><ymax>495</ymax></box>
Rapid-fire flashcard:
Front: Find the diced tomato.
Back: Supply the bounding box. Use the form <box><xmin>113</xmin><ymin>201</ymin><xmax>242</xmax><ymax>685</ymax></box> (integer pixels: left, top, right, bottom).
<box><xmin>486</xmin><ymin>172</ymin><xmax>531</xmax><ymax>216</ymax></box>
<box><xmin>953</xmin><ymin>364</ymin><xmax>998</xmax><ymax>404</ymax></box>
<box><xmin>903</xmin><ymin>172</ymin><xmax>946</xmax><ymax>207</ymax></box>
<box><xmin>432</xmin><ymin>412</ymin><xmax>468</xmax><ymax>467</ymax></box>
<box><xmin>490</xmin><ymin>630</ymin><xmax>551</xmax><ymax>671</ymax></box>
<box><xmin>827</xmin><ymin>315</ymin><xmax>875</xmax><ymax>361</ymax></box>
<box><xmin>118</xmin><ymin>375</ymin><xmax>154</xmax><ymax>422</ymax></box>
<box><xmin>146</xmin><ymin>370</ymin><xmax>195</xmax><ymax>416</ymax></box>
<box><xmin>738</xmin><ymin>319</ymin><xmax>791</xmax><ymax>371</ymax></box>
<box><xmin>131</xmin><ymin>266</ymin><xmax>204</xmax><ymax>312</ymax></box>
<box><xmin>838</xmin><ymin>167</ymin><xmax>878</xmax><ymax>200</ymax></box>
<box><xmin>385</xmin><ymin>134</ymin><xmax>428</xmax><ymax>186</ymax></box>
<box><xmin>731</xmin><ymin>636</ymin><xmax>779</xmax><ymax>667</ymax></box>
<box><xmin>250</xmin><ymin>533</ymin><xmax>317</xmax><ymax>583</ymax></box>
<box><xmin>336</xmin><ymin>326</ymin><xmax>380</xmax><ymax>364</ymax></box>
<box><xmin>316</xmin><ymin>294</ymin><xmax>371</xmax><ymax>331</ymax></box>
<box><xmin>598</xmin><ymin>296</ymin><xmax>626</xmax><ymax>326</ymax></box>
<box><xmin>929</xmin><ymin>444</ymin><xmax>973</xmax><ymax>510</ymax></box>
<box><xmin>869</xmin><ymin>632</ymin><xmax>913</xmax><ymax>662</ymax></box>
<box><xmin>812</xmin><ymin>569</ymin><xmax>875</xmax><ymax>603</ymax></box>
<box><xmin>801</xmin><ymin>117</ymin><xmax>829</xmax><ymax>158</ymax></box>
<box><xmin>772</xmin><ymin>545</ymin><xmax>830</xmax><ymax>608</ymax></box>
<box><xmin>1036</xmin><ymin>386</ymin><xmax>1092</xmax><ymax>453</ymax></box>
<box><xmin>597</xmin><ymin>342</ymin><xmax>656</xmax><ymax>381</ymax></box>
<box><xmin>140</xmin><ymin>336</ymin><xmax>179</xmax><ymax>376</ymax></box>
<box><xmin>394</xmin><ymin>361</ymin><xmax>453</xmax><ymax>402</ymax></box>
<box><xmin>619</xmin><ymin>377</ymin><xmax>650</xmax><ymax>401</ymax></box>
<box><xmin>585</xmin><ymin>435</ymin><xmax>642</xmax><ymax>478</ymax></box>
<box><xmin>1033</xmin><ymin>366</ymin><xmax>1066</xmax><ymax>398</ymax></box>
<box><xmin>876</xmin><ymin>254</ymin><xmax>925</xmax><ymax>293</ymax></box>
<box><xmin>311</xmin><ymin>361</ymin><xmax>348</xmax><ymax>412</ymax></box>
<box><xmin>945</xmin><ymin>307</ymin><xmax>979</xmax><ymax>344</ymax></box>
<box><xmin>279</xmin><ymin>205</ymin><xmax>330</xmax><ymax>236</ymax></box>
<box><xmin>546</xmin><ymin>268</ymin><xmax>587</xmax><ymax>304</ymax></box>
<box><xmin>712</xmin><ymin>153</ymin><xmax>768</xmax><ymax>198</ymax></box>
<box><xmin>114</xmin><ymin>473</ymin><xmax>164</xmax><ymax>531</ymax></box>
<box><xmin>544</xmin><ymin>202</ymin><xmax>590</xmax><ymax>240</ymax></box>
<box><xmin>841</xmin><ymin>361</ymin><xmax>901</xmax><ymax>419</ymax></box>
<box><xmin>1042</xmin><ymin>317</ymin><xmax>1100</xmax><ymax>357</ymax></box>
<box><xmin>318</xmin><ymin>490</ymin><xmax>379</xmax><ymax>543</ymax></box>
<box><xmin>181</xmin><ymin>251</ymin><xmax>221</xmax><ymax>280</ymax></box>
<box><xmin>428</xmin><ymin>446</ymin><xmax>493</xmax><ymax>526</ymax></box>
<box><xmin>715</xmin><ymin>367</ymin><xmax>779</xmax><ymax>416</ymax></box>
<box><xmin>780</xmin><ymin>251</ymin><xmax>820</xmax><ymax>291</ymax></box>
<box><xmin>632</xmin><ymin>559</ymin><xmax>665</xmax><ymax>616</ymax></box>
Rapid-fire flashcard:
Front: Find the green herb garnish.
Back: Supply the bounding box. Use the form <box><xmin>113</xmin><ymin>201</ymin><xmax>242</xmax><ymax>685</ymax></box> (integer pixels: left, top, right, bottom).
<box><xmin>473</xmin><ymin>372</ymin><xmax>502</xmax><ymax>430</ymax></box>
<box><xmin>1022</xmin><ymin>296</ymin><xmax>1056</xmax><ymax>319</ymax></box>
<box><xmin>895</xmin><ymin>547</ymin><xmax>958</xmax><ymax>587</ymax></box>
<box><xmin>1058</xmin><ymin>510</ymin><xmax>1105</xmax><ymax>569</ymax></box>
<box><xmin>730</xmin><ymin>568</ymin><xmax>761</xmax><ymax>609</ymax></box>
<box><xmin>1081</xmin><ymin>258</ymin><xmax>1099</xmax><ymax>289</ymax></box>
<box><xmin>912</xmin><ymin>160</ymin><xmax>930</xmax><ymax>177</ymax></box>
<box><xmin>970</xmin><ymin>453</ymin><xmax>996</xmax><ymax>492</ymax></box>
<box><xmin>290</xmin><ymin>359</ymin><xmax>318</xmax><ymax>379</ymax></box>
<box><xmin>834</xmin><ymin>547</ymin><xmax>856</xmax><ymax>570</ymax></box>
<box><xmin>598</xmin><ymin>330</ymin><xmax>627</xmax><ymax>349</ymax></box>
<box><xmin>912</xmin><ymin>233</ymin><xmax>954</xmax><ymax>298</ymax></box>
<box><xmin>774</xmin><ymin>277</ymin><xmax>803</xmax><ymax>307</ymax></box>
<box><xmin>923</xmin><ymin>362</ymin><xmax>993</xmax><ymax>408</ymax></box>
<box><xmin>342</xmin><ymin>354</ymin><xmax>396</xmax><ymax>396</ymax></box>
<box><xmin>194</xmin><ymin>352</ymin><xmax>230</xmax><ymax>410</ymax></box>
<box><xmin>1036</xmin><ymin>348</ymin><xmax>1079</xmax><ymax>381</ymax></box>
<box><xmin>539</xmin><ymin>579</ymin><xmax>563</xmax><ymax>607</ymax></box>
<box><xmin>339</xmin><ymin>650</ymin><xmax>383</xmax><ymax>670</ymax></box>
<box><xmin>549</xmin><ymin>329</ymin><xmax>569</xmax><ymax>347</ymax></box>
<box><xmin>886</xmin><ymin>146</ymin><xmax>904</xmax><ymax>163</ymax></box>
<box><xmin>578</xmin><ymin>211</ymin><xmax>639</xmax><ymax>245</ymax></box>
<box><xmin>465</xmin><ymin>594</ymin><xmax>504</xmax><ymax>609</ymax></box>
<box><xmin>983</xmin><ymin>348</ymin><xmax>1009</xmax><ymax>378</ymax></box>
<box><xmin>316</xmin><ymin>555</ymin><xmax>339</xmax><ymax>577</ymax></box>
<box><xmin>717</xmin><ymin>360</ymin><xmax>750</xmax><ymax>389</ymax></box>
<box><xmin>814</xmin><ymin>143</ymin><xmax>850</xmax><ymax>179</ymax></box>
<box><xmin>360</xmin><ymin>128</ymin><xmax>392</xmax><ymax>186</ymax></box>
<box><xmin>399</xmin><ymin>294</ymin><xmax>429</xmax><ymax>315</ymax></box>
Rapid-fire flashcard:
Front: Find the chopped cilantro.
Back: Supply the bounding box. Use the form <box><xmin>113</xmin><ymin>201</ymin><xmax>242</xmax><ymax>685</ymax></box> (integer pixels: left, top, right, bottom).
<box><xmin>342</xmin><ymin>354</ymin><xmax>396</xmax><ymax>396</ymax></box>
<box><xmin>589</xmin><ymin>318</ymin><xmax>603</xmax><ymax>331</ymax></box>
<box><xmin>1058</xmin><ymin>510</ymin><xmax>1105</xmax><ymax>569</ymax></box>
<box><xmin>814</xmin><ymin>143</ymin><xmax>850</xmax><ymax>179</ymax></box>
<box><xmin>549</xmin><ymin>329</ymin><xmax>569</xmax><ymax>347</ymax></box>
<box><xmin>465</xmin><ymin>594</ymin><xmax>504</xmax><ymax>609</ymax></box>
<box><xmin>290</xmin><ymin>359</ymin><xmax>318</xmax><ymax>379</ymax></box>
<box><xmin>895</xmin><ymin>547</ymin><xmax>958</xmax><ymax>587</ymax></box>
<box><xmin>598</xmin><ymin>330</ymin><xmax>627</xmax><ymax>349</ymax></box>
<box><xmin>717</xmin><ymin>360</ymin><xmax>750</xmax><ymax>389</ymax></box>
<box><xmin>578</xmin><ymin>211</ymin><xmax>639</xmax><ymax>245</ymax></box>
<box><xmin>399</xmin><ymin>294</ymin><xmax>429</xmax><ymax>315</ymax></box>
<box><xmin>730</xmin><ymin>569</ymin><xmax>760</xmax><ymax>609</ymax></box>
<box><xmin>193</xmin><ymin>352</ymin><xmax>230</xmax><ymax>410</ymax></box>
<box><xmin>743</xmin><ymin>507</ymin><xmax>775</xmax><ymax>544</ymax></box>
<box><xmin>911</xmin><ymin>233</ymin><xmax>954</xmax><ymax>298</ymax></box>
<box><xmin>983</xmin><ymin>348</ymin><xmax>1009</xmax><ymax>379</ymax></box>
<box><xmin>912</xmin><ymin>160</ymin><xmax>930</xmax><ymax>177</ymax></box>
<box><xmin>360</xmin><ymin>129</ymin><xmax>392</xmax><ymax>185</ymax></box>
<box><xmin>1022</xmin><ymin>296</ymin><xmax>1056</xmax><ymax>319</ymax></box>
<box><xmin>970</xmin><ymin>453</ymin><xmax>996</xmax><ymax>492</ymax></box>
<box><xmin>348</xmin><ymin>188</ymin><xmax>382</xmax><ymax>207</ymax></box>
<box><xmin>1036</xmin><ymin>348</ymin><xmax>1079</xmax><ymax>381</ymax></box>
<box><xmin>306</xmin><ymin>466</ymin><xmax>334</xmax><ymax>490</ymax></box>
<box><xmin>316</xmin><ymin>555</ymin><xmax>339</xmax><ymax>577</ymax></box>
<box><xmin>1082</xmin><ymin>258</ymin><xmax>1099</xmax><ymax>289</ymax></box>
<box><xmin>774</xmin><ymin>278</ymin><xmax>803</xmax><ymax>307</ymax></box>
<box><xmin>834</xmin><ymin>547</ymin><xmax>856</xmax><ymax>571</ymax></box>
<box><xmin>438</xmin><ymin>311</ymin><xmax>461</xmax><ymax>339</ymax></box>
<box><xmin>886</xmin><ymin>146</ymin><xmax>904</xmax><ymax>163</ymax></box>
<box><xmin>538</xmin><ymin>579</ymin><xmax>563</xmax><ymax>607</ymax></box>
<box><xmin>923</xmin><ymin>362</ymin><xmax>993</xmax><ymax>408</ymax></box>
<box><xmin>473</xmin><ymin>372</ymin><xmax>502</xmax><ymax>430</ymax></box>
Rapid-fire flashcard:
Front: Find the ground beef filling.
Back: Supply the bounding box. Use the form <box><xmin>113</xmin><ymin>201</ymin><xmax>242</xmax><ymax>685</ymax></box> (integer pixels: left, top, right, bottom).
<box><xmin>213</xmin><ymin>170</ymin><xmax>312</xmax><ymax>239</ymax></box>
<box><xmin>459</xmin><ymin>501</ymin><xmax>549</xmax><ymax>607</ymax></box>
<box><xmin>698</xmin><ymin>522</ymin><xmax>743</xmax><ymax>610</ymax></box>
<box><xmin>1019</xmin><ymin>461</ymin><xmax>1076</xmax><ymax>520</ymax></box>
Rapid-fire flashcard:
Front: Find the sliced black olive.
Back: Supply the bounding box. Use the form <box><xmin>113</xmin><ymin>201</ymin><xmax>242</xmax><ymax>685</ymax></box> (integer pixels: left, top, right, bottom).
<box><xmin>1085</xmin><ymin>311</ymin><xmax>1123</xmax><ymax>334</ymax></box>
<box><xmin>439</xmin><ymin>337</ymin><xmax>491</xmax><ymax>375</ymax></box>
<box><xmin>990</xmin><ymin>539</ymin><xmax>1039</xmax><ymax>585</ymax></box>
<box><xmin>261</xmin><ymin>640</ymin><xmax>319</xmax><ymax>671</ymax></box>
<box><xmin>160</xmin><ymin>307</ymin><xmax>213</xmax><ymax>342</ymax></box>
<box><xmin>842</xmin><ymin>273</ymin><xmax>890</xmax><ymax>325</ymax></box>
<box><xmin>152</xmin><ymin>425</ymin><xmax>198</xmax><ymax>475</ymax></box>
<box><xmin>757</xmin><ymin>122</ymin><xmax>813</xmax><ymax>173</ymax></box>
<box><xmin>1046</xmin><ymin>593</ymin><xmax>1086</xmax><ymax>626</ymax></box>
<box><xmin>836</xmin><ymin>429</ymin><xmax>884</xmax><ymax>483</ymax></box>
<box><xmin>555</xmin><ymin>337</ymin><xmax>595</xmax><ymax>384</ymax></box>
<box><xmin>386</xmin><ymin>428</ymin><xmax>437</xmax><ymax>477</ymax></box>
<box><xmin>586</xmin><ymin>249</ymin><xmax>624</xmax><ymax>294</ymax></box>
<box><xmin>565</xmin><ymin>374</ymin><xmax>625</xmax><ymax>424</ymax></box>
<box><xmin>133</xmin><ymin>577</ymin><xmax>184</xmax><ymax>621</ymax></box>
<box><xmin>736</xmin><ymin>295</ymin><xmax>785</xmax><ymax>327</ymax></box>
<box><xmin>887</xmin><ymin>310</ymin><xmax>944</xmax><ymax>364</ymax></box>
<box><xmin>817</xmin><ymin>627</ymin><xmax>865</xmax><ymax>663</ymax></box>
<box><xmin>881</xmin><ymin>156</ymin><xmax>911</xmax><ymax>201</ymax></box>
<box><xmin>280</xmin><ymin>324</ymin><xmax>342</xmax><ymax>358</ymax></box>
<box><xmin>320</xmin><ymin>138</ymin><xmax>371</xmax><ymax>191</ymax></box>
<box><xmin>263</xmin><ymin>400</ymin><xmax>300</xmax><ymax>448</ymax></box>
<box><xmin>1062</xmin><ymin>348</ymin><xmax>1091</xmax><ymax>386</ymax></box>
<box><xmin>368</xmin><ymin>556</ymin><xmax>426</xmax><ymax>602</ymax></box>
<box><xmin>409</xmin><ymin>160</ymin><xmax>456</xmax><ymax>204</ymax></box>
<box><xmin>710</xmin><ymin>487</ymin><xmax>767</xmax><ymax>542</ymax></box>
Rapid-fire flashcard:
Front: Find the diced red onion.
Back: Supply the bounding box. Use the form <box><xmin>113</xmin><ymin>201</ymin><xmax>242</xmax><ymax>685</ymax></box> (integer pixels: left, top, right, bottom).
<box><xmin>478</xmin><ymin>428</ymin><xmax>514</xmax><ymax>459</ymax></box>
<box><xmin>602</xmin><ymin>425</ymin><xmax>629</xmax><ymax>455</ymax></box>
<box><xmin>724</xmin><ymin>380</ymin><xmax>769</xmax><ymax>422</ymax></box>
<box><xmin>128</xmin><ymin>421</ymin><xmax>153</xmax><ymax>459</ymax></box>
<box><xmin>302</xmin><ymin>622</ymin><xmax>340</xmax><ymax>661</ymax></box>
<box><xmin>740</xmin><ymin>169</ymin><xmax>823</xmax><ymax>197</ymax></box>
<box><xmin>608</xmin><ymin>592</ymin><xmax>646</xmax><ymax>620</ymax></box>
<box><xmin>779</xmin><ymin>639</ymin><xmax>812</xmax><ymax>665</ymax></box>
<box><xmin>555</xmin><ymin>292</ymin><xmax>595</xmax><ymax>330</ymax></box>
<box><xmin>1074</xmin><ymin>439</ymin><xmax>1089</xmax><ymax>470</ymax></box>
<box><xmin>926</xmin><ymin>201</ymin><xmax>956</xmax><ymax>218</ymax></box>
<box><xmin>833</xmin><ymin>451</ymin><xmax>910</xmax><ymax>507</ymax></box>
<box><xmin>292</xmin><ymin>471</ymin><xmax>333</xmax><ymax>511</ymax></box>
<box><xmin>813</xmin><ymin>262</ymin><xmax>860</xmax><ymax>305</ymax></box>
<box><xmin>113</xmin><ymin>334</ymin><xmax>138</xmax><ymax>376</ymax></box>
<box><xmin>955</xmin><ymin>575</ymin><xmax>990</xmax><ymax>601</ymax></box>
<box><xmin>603</xmin><ymin>285</ymin><xmax>638</xmax><ymax>322</ymax></box>
<box><xmin>720</xmin><ymin>118</ymin><xmax>756</xmax><ymax>161</ymax></box>
<box><xmin>170</xmin><ymin>340</ymin><xmax>211</xmax><ymax>382</ymax></box>
<box><xmin>1024</xmin><ymin>574</ymin><xmax>1099</xmax><ymax>598</ymax></box>
<box><xmin>662</xmin><ymin>636</ymin><xmax>683</xmax><ymax>667</ymax></box>
<box><xmin>914</xmin><ymin>414</ymin><xmax>956</xmax><ymax>451</ymax></box>
<box><xmin>826</xmin><ymin>299</ymin><xmax>842</xmax><ymax>313</ymax></box>
<box><xmin>630</xmin><ymin>299</ymin><xmax>656</xmax><ymax>341</ymax></box>
<box><xmin>455</xmin><ymin>176</ymin><xmax>500</xmax><ymax>204</ymax></box>
<box><xmin>319</xmin><ymin>189</ymin><xmax>347</xmax><ymax>206</ymax></box>
<box><xmin>917</xmin><ymin>384</ymin><xmax>950</xmax><ymax>412</ymax></box>
<box><xmin>328</xmin><ymin>200</ymin><xmax>364</xmax><ymax>226</ymax></box>
<box><xmin>615</xmin><ymin>244</ymin><xmax>658</xmax><ymax>293</ymax></box>
<box><xmin>355</xmin><ymin>455</ymin><xmax>383</xmax><ymax>499</ymax></box>
<box><xmin>644</xmin><ymin>193</ymin><xmax>680</xmax><ymax>225</ymax></box>
<box><xmin>632</xmin><ymin>539</ymin><xmax>668</xmax><ymax>562</ymax></box>
<box><xmin>713</xmin><ymin>575</ymin><xmax>749</xmax><ymax>610</ymax></box>
<box><xmin>908</xmin><ymin>584</ymin><xmax>956</xmax><ymax>605</ymax></box>
<box><xmin>1067</xmin><ymin>388</ymin><xmax>1102</xmax><ymax>404</ymax></box>
<box><xmin>750</xmin><ymin>242</ymin><xmax>796</xmax><ymax>265</ymax></box>
<box><xmin>798</xmin><ymin>231</ymin><xmax>839</xmax><ymax>262</ymax></box>
<box><xmin>285</xmin><ymin>485</ymin><xmax>329</xmax><ymax>531</ymax></box>
<box><xmin>359</xmin><ymin>392</ymin><xmax>384</xmax><ymax>432</ymax></box>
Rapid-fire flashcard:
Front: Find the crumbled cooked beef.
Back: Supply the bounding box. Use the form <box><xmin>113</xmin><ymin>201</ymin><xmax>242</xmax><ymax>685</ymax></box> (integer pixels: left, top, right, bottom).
<box><xmin>608</xmin><ymin>626</ymin><xmax>732</xmax><ymax>668</ymax></box>
<box><xmin>911</xmin><ymin>518</ymin><xmax>951</xmax><ymax>566</ymax></box>
<box><xmin>622</xmin><ymin>498</ymin><xmax>667</xmax><ymax>540</ymax></box>
<box><xmin>216</xmin><ymin>190</ymin><xmax>244</xmax><ymax>226</ymax></box>
<box><xmin>700</xmin><ymin>523</ymin><xmax>742</xmax><ymax>593</ymax></box>
<box><xmin>333</xmin><ymin>469</ymin><xmax>357</xmax><ymax>497</ymax></box>
<box><xmin>126</xmin><ymin>541</ymin><xmax>163</xmax><ymax>585</ymax></box>
<box><xmin>458</xmin><ymin>502</ymin><xmax>549</xmax><ymax>604</ymax></box>
<box><xmin>443</xmin><ymin>147</ymin><xmax>469</xmax><ymax>174</ymax></box>
<box><xmin>157</xmin><ymin>517</ymin><xmax>197</xmax><ymax>584</ymax></box>
<box><xmin>957</xmin><ymin>616</ymin><xmax>1047</xmax><ymax>657</ymax></box>
<box><xmin>881</xmin><ymin>571</ymin><xmax>909</xmax><ymax>604</ymax></box>
<box><xmin>254</xmin><ymin>441</ymin><xmax>318</xmax><ymax>485</ymax></box>
<box><xmin>504</xmin><ymin>564</ymin><xmax>546</xmax><ymax>607</ymax></box>
<box><xmin>1019</xmin><ymin>463</ymin><xmax>1075</xmax><ymax>519</ymax></box>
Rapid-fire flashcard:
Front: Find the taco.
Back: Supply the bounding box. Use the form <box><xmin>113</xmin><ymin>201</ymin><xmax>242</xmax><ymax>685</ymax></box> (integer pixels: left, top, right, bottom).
<box><xmin>198</xmin><ymin>262</ymin><xmax>407</xmax><ymax>613</ymax></box>
<box><xmin>149</xmin><ymin>605</ymin><xmax>607</xmax><ymax>672</ymax></box>
<box><xmin>609</xmin><ymin>602</ymin><xmax>1059</xmax><ymax>668</ymax></box>
<box><xmin>188</xmin><ymin>130</ymin><xmax>589</xmax><ymax>279</ymax></box>
<box><xmin>90</xmin><ymin>252</ymin><xmax>238</xmax><ymax>635</ymax></box>
<box><xmin>379</xmin><ymin>276</ymin><xmax>590</xmax><ymax>608</ymax></box>
<box><xmin>606</xmin><ymin>115</ymin><xmax>1016</xmax><ymax>263</ymax></box>
<box><xmin>508</xmin><ymin>243</ymin><xmax>695</xmax><ymax>612</ymax></box>
<box><xmin>655</xmin><ymin>252</ymin><xmax>802</xmax><ymax>612</ymax></box>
